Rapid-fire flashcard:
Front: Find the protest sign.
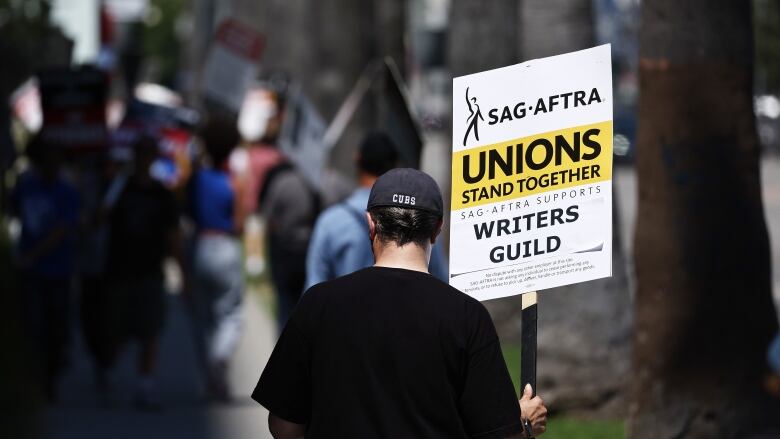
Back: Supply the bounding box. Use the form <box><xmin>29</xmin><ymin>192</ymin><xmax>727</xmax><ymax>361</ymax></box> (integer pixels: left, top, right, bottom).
<box><xmin>109</xmin><ymin>83</ymin><xmax>198</xmax><ymax>187</ymax></box>
<box><xmin>277</xmin><ymin>83</ymin><xmax>328</xmax><ymax>187</ymax></box>
<box><xmin>202</xmin><ymin>18</ymin><xmax>264</xmax><ymax>111</ymax></box>
<box><xmin>324</xmin><ymin>57</ymin><xmax>423</xmax><ymax>169</ymax></box>
<box><xmin>449</xmin><ymin>44</ymin><xmax>613</xmax><ymax>301</ymax></box>
<box><xmin>38</xmin><ymin>66</ymin><xmax>108</xmax><ymax>149</ymax></box>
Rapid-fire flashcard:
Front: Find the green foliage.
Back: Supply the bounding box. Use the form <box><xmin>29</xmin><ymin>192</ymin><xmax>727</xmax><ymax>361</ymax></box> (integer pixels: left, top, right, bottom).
<box><xmin>755</xmin><ymin>0</ymin><xmax>780</xmax><ymax>92</ymax></box>
<box><xmin>141</xmin><ymin>0</ymin><xmax>188</xmax><ymax>87</ymax></box>
<box><xmin>502</xmin><ymin>344</ymin><xmax>522</xmax><ymax>394</ymax></box>
<box><xmin>0</xmin><ymin>0</ymin><xmax>62</xmax><ymax>97</ymax></box>
<box><xmin>502</xmin><ymin>344</ymin><xmax>625</xmax><ymax>439</ymax></box>
<box><xmin>545</xmin><ymin>417</ymin><xmax>625</xmax><ymax>439</ymax></box>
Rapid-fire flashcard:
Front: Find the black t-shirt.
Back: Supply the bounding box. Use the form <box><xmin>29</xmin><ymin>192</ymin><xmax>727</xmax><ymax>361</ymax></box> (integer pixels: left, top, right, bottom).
<box><xmin>107</xmin><ymin>179</ymin><xmax>178</xmax><ymax>278</ymax></box>
<box><xmin>253</xmin><ymin>266</ymin><xmax>522</xmax><ymax>438</ymax></box>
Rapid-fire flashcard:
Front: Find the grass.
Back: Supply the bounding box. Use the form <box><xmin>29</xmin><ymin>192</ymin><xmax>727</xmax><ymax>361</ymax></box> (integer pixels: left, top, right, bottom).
<box><xmin>544</xmin><ymin>418</ymin><xmax>626</xmax><ymax>439</ymax></box>
<box><xmin>502</xmin><ymin>344</ymin><xmax>626</xmax><ymax>439</ymax></box>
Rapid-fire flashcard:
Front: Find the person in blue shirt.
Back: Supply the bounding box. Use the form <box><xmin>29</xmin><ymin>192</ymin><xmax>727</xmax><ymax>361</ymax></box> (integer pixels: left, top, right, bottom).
<box><xmin>305</xmin><ymin>133</ymin><xmax>447</xmax><ymax>290</ymax></box>
<box><xmin>188</xmin><ymin>118</ymin><xmax>248</xmax><ymax>402</ymax></box>
<box><xmin>11</xmin><ymin>136</ymin><xmax>80</xmax><ymax>401</ymax></box>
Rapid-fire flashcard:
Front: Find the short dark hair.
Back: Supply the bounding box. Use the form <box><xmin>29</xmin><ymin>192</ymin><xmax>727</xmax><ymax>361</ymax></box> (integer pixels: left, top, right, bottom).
<box><xmin>358</xmin><ymin>132</ymin><xmax>398</xmax><ymax>176</ymax></box>
<box><xmin>368</xmin><ymin>206</ymin><xmax>441</xmax><ymax>247</ymax></box>
<box><xmin>25</xmin><ymin>135</ymin><xmax>49</xmax><ymax>166</ymax></box>
<box><xmin>200</xmin><ymin>117</ymin><xmax>240</xmax><ymax>167</ymax></box>
<box><xmin>26</xmin><ymin>135</ymin><xmax>61</xmax><ymax>169</ymax></box>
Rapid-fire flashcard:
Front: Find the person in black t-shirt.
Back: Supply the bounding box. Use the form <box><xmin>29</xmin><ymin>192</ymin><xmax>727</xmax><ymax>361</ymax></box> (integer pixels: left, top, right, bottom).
<box><xmin>253</xmin><ymin>168</ymin><xmax>548</xmax><ymax>438</ymax></box>
<box><xmin>105</xmin><ymin>136</ymin><xmax>183</xmax><ymax>409</ymax></box>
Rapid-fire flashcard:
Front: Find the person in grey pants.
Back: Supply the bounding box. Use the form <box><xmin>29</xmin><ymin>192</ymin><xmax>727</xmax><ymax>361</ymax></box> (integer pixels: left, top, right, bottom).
<box><xmin>188</xmin><ymin>119</ymin><xmax>248</xmax><ymax>401</ymax></box>
<box><xmin>190</xmin><ymin>233</ymin><xmax>244</xmax><ymax>401</ymax></box>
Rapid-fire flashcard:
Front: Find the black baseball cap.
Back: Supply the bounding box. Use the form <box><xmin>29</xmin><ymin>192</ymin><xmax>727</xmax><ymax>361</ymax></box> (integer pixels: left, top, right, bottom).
<box><xmin>367</xmin><ymin>168</ymin><xmax>443</xmax><ymax>216</ymax></box>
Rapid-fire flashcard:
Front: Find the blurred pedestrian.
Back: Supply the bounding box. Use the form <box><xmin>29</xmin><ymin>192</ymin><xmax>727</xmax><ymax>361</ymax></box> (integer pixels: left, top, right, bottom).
<box><xmin>250</xmin><ymin>85</ymin><xmax>321</xmax><ymax>331</ymax></box>
<box><xmin>305</xmin><ymin>132</ymin><xmax>448</xmax><ymax>290</ymax></box>
<box><xmin>260</xmin><ymin>156</ymin><xmax>320</xmax><ymax>331</ymax></box>
<box><xmin>767</xmin><ymin>332</ymin><xmax>780</xmax><ymax>396</ymax></box>
<box><xmin>230</xmin><ymin>85</ymin><xmax>286</xmax><ymax>214</ymax></box>
<box><xmin>253</xmin><ymin>169</ymin><xmax>548</xmax><ymax>438</ymax></box>
<box><xmin>10</xmin><ymin>136</ymin><xmax>79</xmax><ymax>402</ymax></box>
<box><xmin>228</xmin><ymin>84</ymin><xmax>286</xmax><ymax>277</ymax></box>
<box><xmin>104</xmin><ymin>135</ymin><xmax>182</xmax><ymax>410</ymax></box>
<box><xmin>188</xmin><ymin>118</ymin><xmax>247</xmax><ymax>402</ymax></box>
<box><xmin>74</xmin><ymin>153</ymin><xmax>113</xmax><ymax>401</ymax></box>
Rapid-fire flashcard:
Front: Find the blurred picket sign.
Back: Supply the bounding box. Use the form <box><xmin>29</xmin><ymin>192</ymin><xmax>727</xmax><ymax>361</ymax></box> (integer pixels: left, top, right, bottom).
<box><xmin>277</xmin><ymin>83</ymin><xmax>328</xmax><ymax>187</ymax></box>
<box><xmin>324</xmin><ymin>57</ymin><xmax>424</xmax><ymax>170</ymax></box>
<box><xmin>201</xmin><ymin>18</ymin><xmax>265</xmax><ymax>112</ymax></box>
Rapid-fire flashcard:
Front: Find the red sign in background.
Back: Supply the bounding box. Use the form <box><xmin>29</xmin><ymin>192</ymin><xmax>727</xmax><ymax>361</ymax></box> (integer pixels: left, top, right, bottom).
<box><xmin>38</xmin><ymin>66</ymin><xmax>109</xmax><ymax>149</ymax></box>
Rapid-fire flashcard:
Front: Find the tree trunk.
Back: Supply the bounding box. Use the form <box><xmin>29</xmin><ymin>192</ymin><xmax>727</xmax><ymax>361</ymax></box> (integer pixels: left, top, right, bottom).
<box><xmin>630</xmin><ymin>1</ymin><xmax>780</xmax><ymax>437</ymax></box>
<box><xmin>258</xmin><ymin>0</ymin><xmax>404</xmax><ymax>178</ymax></box>
<box><xmin>447</xmin><ymin>0</ymin><xmax>518</xmax><ymax>78</ymax></box>
<box><xmin>518</xmin><ymin>0</ymin><xmax>594</xmax><ymax>61</ymax></box>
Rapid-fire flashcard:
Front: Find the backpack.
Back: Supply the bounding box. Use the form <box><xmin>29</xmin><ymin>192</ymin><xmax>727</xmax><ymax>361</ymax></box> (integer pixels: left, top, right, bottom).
<box><xmin>258</xmin><ymin>160</ymin><xmax>323</xmax><ymax>224</ymax></box>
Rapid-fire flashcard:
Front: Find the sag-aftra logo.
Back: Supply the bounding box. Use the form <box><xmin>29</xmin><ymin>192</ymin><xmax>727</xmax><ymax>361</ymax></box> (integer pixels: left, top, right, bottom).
<box><xmin>462</xmin><ymin>86</ymin><xmax>604</xmax><ymax>147</ymax></box>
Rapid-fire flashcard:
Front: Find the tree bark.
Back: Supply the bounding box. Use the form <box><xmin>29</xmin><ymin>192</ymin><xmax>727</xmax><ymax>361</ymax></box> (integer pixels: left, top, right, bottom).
<box><xmin>258</xmin><ymin>0</ymin><xmax>404</xmax><ymax>177</ymax></box>
<box><xmin>630</xmin><ymin>1</ymin><xmax>780</xmax><ymax>437</ymax></box>
<box><xmin>447</xmin><ymin>0</ymin><xmax>518</xmax><ymax>78</ymax></box>
<box><xmin>518</xmin><ymin>0</ymin><xmax>594</xmax><ymax>61</ymax></box>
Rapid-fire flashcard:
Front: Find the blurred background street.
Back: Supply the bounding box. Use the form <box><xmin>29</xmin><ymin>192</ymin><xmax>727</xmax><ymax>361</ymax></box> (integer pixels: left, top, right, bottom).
<box><xmin>2</xmin><ymin>0</ymin><xmax>780</xmax><ymax>438</ymax></box>
<box><xmin>43</xmin><ymin>289</ymin><xmax>275</xmax><ymax>439</ymax></box>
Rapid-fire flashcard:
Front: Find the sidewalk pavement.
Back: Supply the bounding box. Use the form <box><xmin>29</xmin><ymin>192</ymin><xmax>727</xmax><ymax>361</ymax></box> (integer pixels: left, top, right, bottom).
<box><xmin>42</xmin><ymin>289</ymin><xmax>275</xmax><ymax>439</ymax></box>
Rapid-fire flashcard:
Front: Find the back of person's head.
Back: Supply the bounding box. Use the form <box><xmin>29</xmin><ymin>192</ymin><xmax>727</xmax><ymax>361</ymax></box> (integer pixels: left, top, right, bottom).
<box><xmin>369</xmin><ymin>206</ymin><xmax>441</xmax><ymax>247</ymax></box>
<box><xmin>367</xmin><ymin>168</ymin><xmax>444</xmax><ymax>248</ymax></box>
<box><xmin>357</xmin><ymin>132</ymin><xmax>399</xmax><ymax>177</ymax></box>
<box><xmin>133</xmin><ymin>134</ymin><xmax>159</xmax><ymax>173</ymax></box>
<box><xmin>200</xmin><ymin>116</ymin><xmax>240</xmax><ymax>167</ymax></box>
<box><xmin>26</xmin><ymin>135</ymin><xmax>48</xmax><ymax>167</ymax></box>
<box><xmin>26</xmin><ymin>135</ymin><xmax>61</xmax><ymax>176</ymax></box>
<box><xmin>259</xmin><ymin>70</ymin><xmax>290</xmax><ymax>110</ymax></box>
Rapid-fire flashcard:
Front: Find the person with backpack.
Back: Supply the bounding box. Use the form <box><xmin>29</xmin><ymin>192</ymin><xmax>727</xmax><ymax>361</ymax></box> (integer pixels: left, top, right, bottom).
<box><xmin>260</xmin><ymin>149</ymin><xmax>321</xmax><ymax>331</ymax></box>
<box><xmin>305</xmin><ymin>132</ymin><xmax>447</xmax><ymax>290</ymax></box>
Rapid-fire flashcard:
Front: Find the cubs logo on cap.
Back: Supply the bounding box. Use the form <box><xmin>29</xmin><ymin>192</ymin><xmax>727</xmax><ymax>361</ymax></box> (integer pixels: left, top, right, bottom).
<box><xmin>367</xmin><ymin>168</ymin><xmax>443</xmax><ymax>216</ymax></box>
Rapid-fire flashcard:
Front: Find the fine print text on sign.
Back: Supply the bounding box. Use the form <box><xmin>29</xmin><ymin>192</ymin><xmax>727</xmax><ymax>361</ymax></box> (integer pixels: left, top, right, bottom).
<box><xmin>449</xmin><ymin>44</ymin><xmax>613</xmax><ymax>301</ymax></box>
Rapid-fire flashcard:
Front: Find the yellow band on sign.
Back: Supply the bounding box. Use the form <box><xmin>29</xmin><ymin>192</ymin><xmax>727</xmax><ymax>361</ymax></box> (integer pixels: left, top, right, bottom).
<box><xmin>451</xmin><ymin>120</ymin><xmax>613</xmax><ymax>210</ymax></box>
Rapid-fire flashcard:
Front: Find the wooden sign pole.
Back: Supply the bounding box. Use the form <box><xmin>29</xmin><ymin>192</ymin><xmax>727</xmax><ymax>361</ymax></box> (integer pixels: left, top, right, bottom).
<box><xmin>521</xmin><ymin>291</ymin><xmax>538</xmax><ymax>396</ymax></box>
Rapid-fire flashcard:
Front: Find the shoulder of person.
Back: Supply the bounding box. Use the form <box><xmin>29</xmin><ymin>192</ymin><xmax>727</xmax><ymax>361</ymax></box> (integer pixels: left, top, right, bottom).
<box><xmin>276</xmin><ymin>166</ymin><xmax>307</xmax><ymax>186</ymax></box>
<box><xmin>429</xmin><ymin>279</ymin><xmax>494</xmax><ymax>323</ymax></box>
<box><xmin>16</xmin><ymin>168</ymin><xmax>37</xmax><ymax>186</ymax></box>
<box><xmin>292</xmin><ymin>281</ymin><xmax>335</xmax><ymax>328</ymax></box>
<box><xmin>300</xmin><ymin>268</ymin><xmax>367</xmax><ymax>303</ymax></box>
<box><xmin>147</xmin><ymin>181</ymin><xmax>176</xmax><ymax>203</ymax></box>
<box><xmin>422</xmin><ymin>274</ymin><xmax>480</xmax><ymax>301</ymax></box>
<box><xmin>315</xmin><ymin>202</ymin><xmax>355</xmax><ymax>227</ymax></box>
<box><xmin>149</xmin><ymin>179</ymin><xmax>170</xmax><ymax>193</ymax></box>
<box><xmin>57</xmin><ymin>177</ymin><xmax>80</xmax><ymax>199</ymax></box>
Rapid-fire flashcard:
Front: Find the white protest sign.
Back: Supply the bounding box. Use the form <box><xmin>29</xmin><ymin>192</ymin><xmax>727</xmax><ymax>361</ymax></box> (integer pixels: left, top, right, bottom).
<box><xmin>202</xmin><ymin>18</ymin><xmax>264</xmax><ymax>111</ymax></box>
<box><xmin>449</xmin><ymin>44</ymin><xmax>613</xmax><ymax>301</ymax></box>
